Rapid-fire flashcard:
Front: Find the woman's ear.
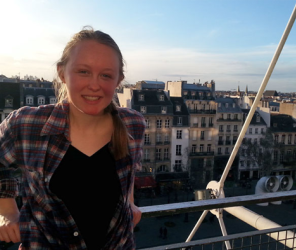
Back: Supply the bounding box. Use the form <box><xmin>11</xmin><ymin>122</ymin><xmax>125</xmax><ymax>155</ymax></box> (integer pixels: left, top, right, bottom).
<box><xmin>57</xmin><ymin>65</ymin><xmax>65</xmax><ymax>83</ymax></box>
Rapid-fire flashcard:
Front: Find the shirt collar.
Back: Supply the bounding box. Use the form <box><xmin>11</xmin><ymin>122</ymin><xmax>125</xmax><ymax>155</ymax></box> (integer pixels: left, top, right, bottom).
<box><xmin>40</xmin><ymin>101</ymin><xmax>70</xmax><ymax>140</ymax></box>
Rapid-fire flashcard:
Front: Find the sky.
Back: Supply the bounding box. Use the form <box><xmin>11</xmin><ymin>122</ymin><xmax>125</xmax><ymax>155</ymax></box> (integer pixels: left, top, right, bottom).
<box><xmin>0</xmin><ymin>0</ymin><xmax>295</xmax><ymax>92</ymax></box>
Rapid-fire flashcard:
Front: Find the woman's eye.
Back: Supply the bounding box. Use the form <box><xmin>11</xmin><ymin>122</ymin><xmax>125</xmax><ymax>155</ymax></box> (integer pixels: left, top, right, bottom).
<box><xmin>79</xmin><ymin>70</ymin><xmax>88</xmax><ymax>74</ymax></box>
<box><xmin>102</xmin><ymin>74</ymin><xmax>111</xmax><ymax>78</ymax></box>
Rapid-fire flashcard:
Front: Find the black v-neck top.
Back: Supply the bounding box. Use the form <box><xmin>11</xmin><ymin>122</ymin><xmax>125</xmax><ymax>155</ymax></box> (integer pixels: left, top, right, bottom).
<box><xmin>49</xmin><ymin>144</ymin><xmax>122</xmax><ymax>249</ymax></box>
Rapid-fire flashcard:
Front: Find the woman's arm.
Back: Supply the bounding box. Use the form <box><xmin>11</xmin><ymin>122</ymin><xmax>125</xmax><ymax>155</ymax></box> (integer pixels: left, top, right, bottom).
<box><xmin>129</xmin><ymin>184</ymin><xmax>141</xmax><ymax>227</ymax></box>
<box><xmin>0</xmin><ymin>198</ymin><xmax>20</xmax><ymax>243</ymax></box>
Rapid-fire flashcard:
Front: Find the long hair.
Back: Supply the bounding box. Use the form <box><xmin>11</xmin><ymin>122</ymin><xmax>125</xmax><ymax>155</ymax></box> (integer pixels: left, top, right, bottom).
<box><xmin>53</xmin><ymin>26</ymin><xmax>129</xmax><ymax>159</ymax></box>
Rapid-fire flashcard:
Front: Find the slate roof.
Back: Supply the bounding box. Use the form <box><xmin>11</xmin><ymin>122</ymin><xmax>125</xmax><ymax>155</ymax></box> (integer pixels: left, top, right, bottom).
<box><xmin>269</xmin><ymin>102</ymin><xmax>280</xmax><ymax>107</ymax></box>
<box><xmin>170</xmin><ymin>97</ymin><xmax>189</xmax><ymax>115</ymax></box>
<box><xmin>0</xmin><ymin>82</ymin><xmax>22</xmax><ymax>109</ymax></box>
<box><xmin>264</xmin><ymin>90</ymin><xmax>279</xmax><ymax>97</ymax></box>
<box><xmin>270</xmin><ymin>114</ymin><xmax>296</xmax><ymax>132</ymax></box>
<box><xmin>241</xmin><ymin>109</ymin><xmax>267</xmax><ymax>126</ymax></box>
<box><xmin>183</xmin><ymin>83</ymin><xmax>211</xmax><ymax>91</ymax></box>
<box><xmin>216</xmin><ymin>97</ymin><xmax>242</xmax><ymax>113</ymax></box>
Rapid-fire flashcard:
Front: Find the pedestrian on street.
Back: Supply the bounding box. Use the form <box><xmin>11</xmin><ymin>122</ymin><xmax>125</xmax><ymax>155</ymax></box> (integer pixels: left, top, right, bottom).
<box><xmin>159</xmin><ymin>227</ymin><xmax>163</xmax><ymax>238</ymax></box>
<box><xmin>163</xmin><ymin>227</ymin><xmax>167</xmax><ymax>239</ymax></box>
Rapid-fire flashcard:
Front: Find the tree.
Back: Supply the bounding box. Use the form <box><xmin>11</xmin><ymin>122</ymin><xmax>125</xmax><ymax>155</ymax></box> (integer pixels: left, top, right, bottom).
<box><xmin>243</xmin><ymin>129</ymin><xmax>279</xmax><ymax>177</ymax></box>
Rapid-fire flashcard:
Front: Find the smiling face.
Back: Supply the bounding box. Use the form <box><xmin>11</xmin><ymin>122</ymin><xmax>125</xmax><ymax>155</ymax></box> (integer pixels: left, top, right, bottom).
<box><xmin>59</xmin><ymin>40</ymin><xmax>121</xmax><ymax>117</ymax></box>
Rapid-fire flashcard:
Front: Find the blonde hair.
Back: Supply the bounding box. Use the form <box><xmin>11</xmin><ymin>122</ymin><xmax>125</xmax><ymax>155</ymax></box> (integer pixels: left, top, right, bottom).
<box><xmin>53</xmin><ymin>26</ymin><xmax>129</xmax><ymax>159</ymax></box>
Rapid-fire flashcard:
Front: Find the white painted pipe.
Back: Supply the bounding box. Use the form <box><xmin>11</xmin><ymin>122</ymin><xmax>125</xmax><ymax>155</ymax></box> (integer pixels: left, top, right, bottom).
<box><xmin>224</xmin><ymin>206</ymin><xmax>296</xmax><ymax>248</ymax></box>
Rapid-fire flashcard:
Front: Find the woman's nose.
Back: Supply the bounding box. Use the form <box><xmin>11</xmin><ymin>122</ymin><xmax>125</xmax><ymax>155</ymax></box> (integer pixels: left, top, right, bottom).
<box><xmin>88</xmin><ymin>77</ymin><xmax>101</xmax><ymax>91</ymax></box>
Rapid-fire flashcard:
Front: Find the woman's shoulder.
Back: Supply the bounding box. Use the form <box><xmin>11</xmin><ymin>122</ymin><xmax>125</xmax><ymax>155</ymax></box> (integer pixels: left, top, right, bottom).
<box><xmin>5</xmin><ymin>104</ymin><xmax>56</xmax><ymax>124</ymax></box>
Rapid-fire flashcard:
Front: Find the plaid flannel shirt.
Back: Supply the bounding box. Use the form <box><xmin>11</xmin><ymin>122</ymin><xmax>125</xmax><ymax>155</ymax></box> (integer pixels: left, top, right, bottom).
<box><xmin>0</xmin><ymin>102</ymin><xmax>145</xmax><ymax>250</ymax></box>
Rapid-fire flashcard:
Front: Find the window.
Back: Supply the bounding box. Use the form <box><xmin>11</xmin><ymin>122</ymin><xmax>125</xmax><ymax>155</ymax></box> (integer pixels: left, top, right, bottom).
<box><xmin>156</xmin><ymin>134</ymin><xmax>162</xmax><ymax>143</ymax></box>
<box><xmin>139</xmin><ymin>94</ymin><xmax>144</xmax><ymax>101</ymax></box>
<box><xmin>164</xmin><ymin>148</ymin><xmax>169</xmax><ymax>159</ymax></box>
<box><xmin>256</xmin><ymin>114</ymin><xmax>260</xmax><ymax>122</ymax></box>
<box><xmin>26</xmin><ymin>96</ymin><xmax>34</xmax><ymax>105</ymax></box>
<box><xmin>240</xmin><ymin>161</ymin><xmax>244</xmax><ymax>167</ymax></box>
<box><xmin>5</xmin><ymin>97</ymin><xmax>13</xmax><ymax>107</ymax></box>
<box><xmin>201</xmin><ymin>117</ymin><xmax>206</xmax><ymax>127</ymax></box>
<box><xmin>191</xmin><ymin>144</ymin><xmax>197</xmax><ymax>153</ymax></box>
<box><xmin>159</xmin><ymin>95</ymin><xmax>164</xmax><ymax>101</ymax></box>
<box><xmin>144</xmin><ymin>134</ymin><xmax>150</xmax><ymax>144</ymax></box>
<box><xmin>255</xmin><ymin>128</ymin><xmax>258</xmax><ymax>134</ymax></box>
<box><xmin>201</xmin><ymin>131</ymin><xmax>205</xmax><ymax>140</ymax></box>
<box><xmin>38</xmin><ymin>96</ymin><xmax>45</xmax><ymax>105</ymax></box>
<box><xmin>234</xmin><ymin>114</ymin><xmax>238</xmax><ymax>120</ymax></box>
<box><xmin>176</xmin><ymin>145</ymin><xmax>182</xmax><ymax>155</ymax></box>
<box><xmin>225</xmin><ymin>147</ymin><xmax>229</xmax><ymax>154</ymax></box>
<box><xmin>234</xmin><ymin>125</ymin><xmax>238</xmax><ymax>132</ymax></box>
<box><xmin>140</xmin><ymin>106</ymin><xmax>146</xmax><ymax>113</ymax></box>
<box><xmin>226</xmin><ymin>125</ymin><xmax>231</xmax><ymax>132</ymax></box>
<box><xmin>175</xmin><ymin>160</ymin><xmax>182</xmax><ymax>171</ymax></box>
<box><xmin>192</xmin><ymin>130</ymin><xmax>197</xmax><ymax>140</ymax></box>
<box><xmin>164</xmin><ymin>134</ymin><xmax>169</xmax><ymax>143</ymax></box>
<box><xmin>274</xmin><ymin>135</ymin><xmax>279</xmax><ymax>143</ymax></box>
<box><xmin>227</xmin><ymin>114</ymin><xmax>231</xmax><ymax>120</ymax></box>
<box><xmin>219</xmin><ymin>125</ymin><xmax>223</xmax><ymax>132</ymax></box>
<box><xmin>145</xmin><ymin>119</ymin><xmax>150</xmax><ymax>128</ymax></box>
<box><xmin>156</xmin><ymin>148</ymin><xmax>161</xmax><ymax>160</ymax></box>
<box><xmin>261</xmin><ymin>128</ymin><xmax>264</xmax><ymax>134</ymax></box>
<box><xmin>156</xmin><ymin>119</ymin><xmax>162</xmax><ymax>129</ymax></box>
<box><xmin>161</xmin><ymin>106</ymin><xmax>167</xmax><ymax>114</ymax></box>
<box><xmin>200</xmin><ymin>144</ymin><xmax>204</xmax><ymax>152</ymax></box>
<box><xmin>208</xmin><ymin>131</ymin><xmax>212</xmax><ymax>140</ymax></box>
<box><xmin>49</xmin><ymin>97</ymin><xmax>56</xmax><ymax>104</ymax></box>
<box><xmin>207</xmin><ymin>144</ymin><xmax>211</xmax><ymax>152</ymax></box>
<box><xmin>177</xmin><ymin>117</ymin><xmax>182</xmax><ymax>125</ymax></box>
<box><xmin>144</xmin><ymin>149</ymin><xmax>149</xmax><ymax>160</ymax></box>
<box><xmin>281</xmin><ymin>135</ymin><xmax>286</xmax><ymax>144</ymax></box>
<box><xmin>165</xmin><ymin>119</ymin><xmax>170</xmax><ymax>128</ymax></box>
<box><xmin>274</xmin><ymin>150</ymin><xmax>278</xmax><ymax>162</ymax></box>
<box><xmin>176</xmin><ymin>105</ymin><xmax>181</xmax><ymax>112</ymax></box>
<box><xmin>176</xmin><ymin>130</ymin><xmax>182</xmax><ymax>139</ymax></box>
<box><xmin>218</xmin><ymin>147</ymin><xmax>222</xmax><ymax>154</ymax></box>
<box><xmin>288</xmin><ymin>134</ymin><xmax>292</xmax><ymax>144</ymax></box>
<box><xmin>249</xmin><ymin>128</ymin><xmax>252</xmax><ymax>134</ymax></box>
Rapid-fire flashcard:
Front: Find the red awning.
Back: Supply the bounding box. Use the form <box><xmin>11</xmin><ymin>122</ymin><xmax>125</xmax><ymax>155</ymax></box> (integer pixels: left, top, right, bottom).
<box><xmin>134</xmin><ymin>176</ymin><xmax>157</xmax><ymax>189</ymax></box>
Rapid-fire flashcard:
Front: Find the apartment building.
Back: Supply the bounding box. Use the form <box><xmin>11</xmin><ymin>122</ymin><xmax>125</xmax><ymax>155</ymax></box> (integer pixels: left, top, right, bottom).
<box><xmin>165</xmin><ymin>80</ymin><xmax>216</xmax><ymax>185</ymax></box>
<box><xmin>215</xmin><ymin>97</ymin><xmax>243</xmax><ymax>180</ymax></box>
<box><xmin>239</xmin><ymin>110</ymin><xmax>267</xmax><ymax>180</ymax></box>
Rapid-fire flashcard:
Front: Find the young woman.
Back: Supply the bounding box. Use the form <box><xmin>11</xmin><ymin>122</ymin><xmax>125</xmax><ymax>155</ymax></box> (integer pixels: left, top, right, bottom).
<box><xmin>0</xmin><ymin>26</ymin><xmax>145</xmax><ymax>250</ymax></box>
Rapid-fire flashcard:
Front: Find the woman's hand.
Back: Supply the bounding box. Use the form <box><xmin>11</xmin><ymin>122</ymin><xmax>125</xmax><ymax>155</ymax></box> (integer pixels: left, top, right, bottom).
<box><xmin>130</xmin><ymin>202</ymin><xmax>142</xmax><ymax>227</ymax></box>
<box><xmin>0</xmin><ymin>198</ymin><xmax>21</xmax><ymax>243</ymax></box>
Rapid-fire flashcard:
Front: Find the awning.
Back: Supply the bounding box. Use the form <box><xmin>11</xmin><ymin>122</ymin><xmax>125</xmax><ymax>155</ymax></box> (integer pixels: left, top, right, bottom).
<box><xmin>134</xmin><ymin>176</ymin><xmax>157</xmax><ymax>189</ymax></box>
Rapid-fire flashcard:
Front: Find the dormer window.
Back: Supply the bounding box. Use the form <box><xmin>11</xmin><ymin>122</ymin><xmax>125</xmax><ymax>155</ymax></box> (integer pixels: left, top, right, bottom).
<box><xmin>26</xmin><ymin>96</ymin><xmax>34</xmax><ymax>105</ymax></box>
<box><xmin>161</xmin><ymin>106</ymin><xmax>167</xmax><ymax>114</ymax></box>
<box><xmin>5</xmin><ymin>96</ymin><xmax>13</xmax><ymax>107</ymax></box>
<box><xmin>159</xmin><ymin>95</ymin><xmax>164</xmax><ymax>101</ymax></box>
<box><xmin>225</xmin><ymin>103</ymin><xmax>229</xmax><ymax>108</ymax></box>
<box><xmin>139</xmin><ymin>94</ymin><xmax>144</xmax><ymax>101</ymax></box>
<box><xmin>233</xmin><ymin>103</ymin><xmax>235</xmax><ymax>108</ymax></box>
<box><xmin>256</xmin><ymin>114</ymin><xmax>260</xmax><ymax>122</ymax></box>
<box><xmin>49</xmin><ymin>97</ymin><xmax>56</xmax><ymax>104</ymax></box>
<box><xmin>218</xmin><ymin>103</ymin><xmax>221</xmax><ymax>108</ymax></box>
<box><xmin>183</xmin><ymin>91</ymin><xmax>188</xmax><ymax>95</ymax></box>
<box><xmin>38</xmin><ymin>96</ymin><xmax>45</xmax><ymax>105</ymax></box>
<box><xmin>140</xmin><ymin>106</ymin><xmax>146</xmax><ymax>114</ymax></box>
<box><xmin>176</xmin><ymin>105</ymin><xmax>181</xmax><ymax>112</ymax></box>
<box><xmin>191</xmin><ymin>91</ymin><xmax>195</xmax><ymax>96</ymax></box>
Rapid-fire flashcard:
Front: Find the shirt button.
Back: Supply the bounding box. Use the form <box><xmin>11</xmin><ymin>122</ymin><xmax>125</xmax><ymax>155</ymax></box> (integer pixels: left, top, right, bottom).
<box><xmin>73</xmin><ymin>231</ymin><xmax>79</xmax><ymax>237</ymax></box>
